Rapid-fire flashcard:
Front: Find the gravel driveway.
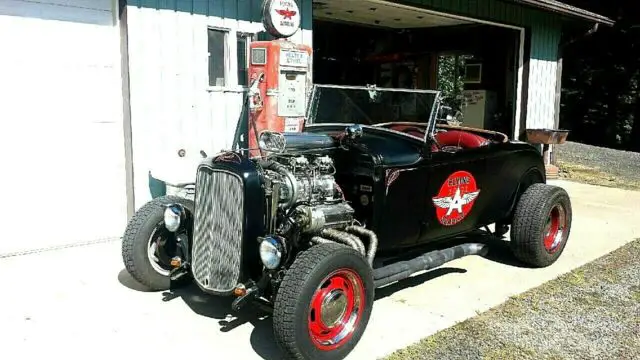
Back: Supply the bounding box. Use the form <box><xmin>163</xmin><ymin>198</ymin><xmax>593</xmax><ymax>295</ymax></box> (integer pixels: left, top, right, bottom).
<box><xmin>555</xmin><ymin>141</ymin><xmax>640</xmax><ymax>190</ymax></box>
<box><xmin>385</xmin><ymin>239</ymin><xmax>640</xmax><ymax>360</ymax></box>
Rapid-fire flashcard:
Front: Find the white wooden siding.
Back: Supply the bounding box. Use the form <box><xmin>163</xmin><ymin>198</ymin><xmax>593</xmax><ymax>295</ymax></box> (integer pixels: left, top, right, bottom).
<box><xmin>0</xmin><ymin>0</ymin><xmax>126</xmax><ymax>255</ymax></box>
<box><xmin>525</xmin><ymin>58</ymin><xmax>558</xmax><ymax>130</ymax></box>
<box><xmin>0</xmin><ymin>0</ymin><xmax>114</xmax><ymax>24</ymax></box>
<box><xmin>126</xmin><ymin>5</ymin><xmax>312</xmax><ymax>208</ymax></box>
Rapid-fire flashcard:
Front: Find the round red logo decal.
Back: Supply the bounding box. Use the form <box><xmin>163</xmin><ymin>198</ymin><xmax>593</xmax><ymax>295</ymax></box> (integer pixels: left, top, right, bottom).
<box><xmin>432</xmin><ymin>171</ymin><xmax>481</xmax><ymax>226</ymax></box>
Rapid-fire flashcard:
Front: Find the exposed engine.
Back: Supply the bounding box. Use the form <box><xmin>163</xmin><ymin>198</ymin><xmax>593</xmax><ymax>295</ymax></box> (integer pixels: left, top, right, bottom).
<box><xmin>259</xmin><ymin>154</ymin><xmax>377</xmax><ymax>265</ymax></box>
<box><xmin>261</xmin><ymin>154</ymin><xmax>354</xmax><ymax>232</ymax></box>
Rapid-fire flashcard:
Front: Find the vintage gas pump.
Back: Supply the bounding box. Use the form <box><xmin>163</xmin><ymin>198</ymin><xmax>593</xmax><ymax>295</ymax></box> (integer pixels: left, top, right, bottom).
<box><xmin>247</xmin><ymin>0</ymin><xmax>313</xmax><ymax>157</ymax></box>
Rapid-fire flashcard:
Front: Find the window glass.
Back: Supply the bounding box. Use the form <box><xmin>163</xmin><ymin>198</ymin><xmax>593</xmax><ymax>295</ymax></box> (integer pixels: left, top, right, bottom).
<box><xmin>237</xmin><ymin>34</ymin><xmax>249</xmax><ymax>87</ymax></box>
<box><xmin>208</xmin><ymin>29</ymin><xmax>226</xmax><ymax>86</ymax></box>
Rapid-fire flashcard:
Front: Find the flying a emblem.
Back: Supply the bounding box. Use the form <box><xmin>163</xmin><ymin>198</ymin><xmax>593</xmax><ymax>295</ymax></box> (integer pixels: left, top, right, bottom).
<box><xmin>276</xmin><ymin>8</ymin><xmax>297</xmax><ymax>20</ymax></box>
<box><xmin>432</xmin><ymin>171</ymin><xmax>481</xmax><ymax>226</ymax></box>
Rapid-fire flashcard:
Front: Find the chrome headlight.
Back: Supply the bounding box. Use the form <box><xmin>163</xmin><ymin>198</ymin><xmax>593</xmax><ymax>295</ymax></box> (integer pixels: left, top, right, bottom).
<box><xmin>163</xmin><ymin>205</ymin><xmax>182</xmax><ymax>232</ymax></box>
<box><xmin>259</xmin><ymin>236</ymin><xmax>284</xmax><ymax>270</ymax></box>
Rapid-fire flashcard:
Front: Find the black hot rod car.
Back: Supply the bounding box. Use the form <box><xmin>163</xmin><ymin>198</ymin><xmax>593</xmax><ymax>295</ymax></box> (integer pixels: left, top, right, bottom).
<box><xmin>122</xmin><ymin>83</ymin><xmax>572</xmax><ymax>360</ymax></box>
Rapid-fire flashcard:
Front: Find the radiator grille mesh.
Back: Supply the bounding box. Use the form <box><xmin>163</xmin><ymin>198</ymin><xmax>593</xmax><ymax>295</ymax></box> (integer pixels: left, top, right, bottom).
<box><xmin>191</xmin><ymin>167</ymin><xmax>244</xmax><ymax>294</ymax></box>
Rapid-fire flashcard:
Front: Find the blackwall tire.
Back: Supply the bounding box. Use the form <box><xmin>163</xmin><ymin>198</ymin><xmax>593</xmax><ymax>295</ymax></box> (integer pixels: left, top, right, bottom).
<box><xmin>510</xmin><ymin>183</ymin><xmax>572</xmax><ymax>267</ymax></box>
<box><xmin>121</xmin><ymin>195</ymin><xmax>194</xmax><ymax>291</ymax></box>
<box><xmin>273</xmin><ymin>243</ymin><xmax>374</xmax><ymax>360</ymax></box>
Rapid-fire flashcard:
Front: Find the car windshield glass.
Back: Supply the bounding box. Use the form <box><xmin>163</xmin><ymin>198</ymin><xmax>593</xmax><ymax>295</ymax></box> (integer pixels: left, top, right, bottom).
<box><xmin>306</xmin><ymin>85</ymin><xmax>440</xmax><ymax>126</ymax></box>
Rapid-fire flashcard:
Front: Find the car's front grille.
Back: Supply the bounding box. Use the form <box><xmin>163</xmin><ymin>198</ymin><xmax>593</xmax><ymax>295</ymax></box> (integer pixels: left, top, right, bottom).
<box><xmin>191</xmin><ymin>167</ymin><xmax>244</xmax><ymax>294</ymax></box>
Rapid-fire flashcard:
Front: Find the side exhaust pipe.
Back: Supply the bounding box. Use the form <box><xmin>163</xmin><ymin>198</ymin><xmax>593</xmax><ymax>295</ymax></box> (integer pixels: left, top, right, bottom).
<box><xmin>373</xmin><ymin>243</ymin><xmax>488</xmax><ymax>288</ymax></box>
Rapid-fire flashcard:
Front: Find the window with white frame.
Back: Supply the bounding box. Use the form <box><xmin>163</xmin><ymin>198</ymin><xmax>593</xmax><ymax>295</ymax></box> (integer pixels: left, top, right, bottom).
<box><xmin>208</xmin><ymin>28</ymin><xmax>227</xmax><ymax>87</ymax></box>
<box><xmin>208</xmin><ymin>28</ymin><xmax>255</xmax><ymax>88</ymax></box>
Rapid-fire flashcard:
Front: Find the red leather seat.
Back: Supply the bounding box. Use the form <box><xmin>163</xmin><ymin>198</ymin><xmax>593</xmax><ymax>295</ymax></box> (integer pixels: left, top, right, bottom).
<box><xmin>435</xmin><ymin>130</ymin><xmax>489</xmax><ymax>149</ymax></box>
<box><xmin>405</xmin><ymin>129</ymin><xmax>425</xmax><ymax>138</ymax></box>
<box><xmin>385</xmin><ymin>124</ymin><xmax>426</xmax><ymax>139</ymax></box>
<box><xmin>387</xmin><ymin>124</ymin><xmax>425</xmax><ymax>135</ymax></box>
<box><xmin>384</xmin><ymin>124</ymin><xmax>489</xmax><ymax>150</ymax></box>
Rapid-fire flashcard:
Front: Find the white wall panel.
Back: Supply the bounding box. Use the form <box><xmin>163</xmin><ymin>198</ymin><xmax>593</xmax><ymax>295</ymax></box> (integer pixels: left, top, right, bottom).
<box><xmin>0</xmin><ymin>0</ymin><xmax>126</xmax><ymax>254</ymax></box>
<box><xmin>126</xmin><ymin>5</ymin><xmax>312</xmax><ymax>208</ymax></box>
<box><xmin>526</xmin><ymin>58</ymin><xmax>558</xmax><ymax>130</ymax></box>
<box><xmin>0</xmin><ymin>0</ymin><xmax>113</xmax><ymax>25</ymax></box>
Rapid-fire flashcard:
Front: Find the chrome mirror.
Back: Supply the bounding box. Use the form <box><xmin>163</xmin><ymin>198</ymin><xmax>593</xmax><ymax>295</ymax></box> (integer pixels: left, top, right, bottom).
<box><xmin>258</xmin><ymin>131</ymin><xmax>286</xmax><ymax>153</ymax></box>
<box><xmin>345</xmin><ymin>124</ymin><xmax>363</xmax><ymax>141</ymax></box>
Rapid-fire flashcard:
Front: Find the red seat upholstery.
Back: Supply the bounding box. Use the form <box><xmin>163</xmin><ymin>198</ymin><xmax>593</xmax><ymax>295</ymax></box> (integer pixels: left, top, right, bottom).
<box><xmin>384</xmin><ymin>124</ymin><xmax>489</xmax><ymax>151</ymax></box>
<box><xmin>386</xmin><ymin>124</ymin><xmax>425</xmax><ymax>135</ymax></box>
<box><xmin>434</xmin><ymin>130</ymin><xmax>489</xmax><ymax>149</ymax></box>
<box><xmin>405</xmin><ymin>129</ymin><xmax>425</xmax><ymax>138</ymax></box>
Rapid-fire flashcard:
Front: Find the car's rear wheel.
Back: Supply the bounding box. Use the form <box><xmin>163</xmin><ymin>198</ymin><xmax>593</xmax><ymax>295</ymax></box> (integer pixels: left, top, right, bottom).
<box><xmin>273</xmin><ymin>243</ymin><xmax>374</xmax><ymax>360</ymax></box>
<box><xmin>121</xmin><ymin>196</ymin><xmax>193</xmax><ymax>291</ymax></box>
<box><xmin>510</xmin><ymin>183</ymin><xmax>572</xmax><ymax>267</ymax></box>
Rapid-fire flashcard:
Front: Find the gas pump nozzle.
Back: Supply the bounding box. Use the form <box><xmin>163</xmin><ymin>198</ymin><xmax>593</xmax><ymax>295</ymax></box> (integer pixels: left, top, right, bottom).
<box><xmin>249</xmin><ymin>73</ymin><xmax>265</xmax><ymax>111</ymax></box>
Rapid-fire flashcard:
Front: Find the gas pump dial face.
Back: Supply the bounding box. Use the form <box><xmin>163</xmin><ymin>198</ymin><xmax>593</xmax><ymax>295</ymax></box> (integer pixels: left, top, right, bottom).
<box><xmin>278</xmin><ymin>71</ymin><xmax>306</xmax><ymax>118</ymax></box>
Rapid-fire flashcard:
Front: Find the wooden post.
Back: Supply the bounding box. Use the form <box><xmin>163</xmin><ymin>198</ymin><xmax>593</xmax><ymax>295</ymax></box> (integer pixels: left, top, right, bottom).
<box><xmin>546</xmin><ymin>47</ymin><xmax>564</xmax><ymax>178</ymax></box>
<box><xmin>119</xmin><ymin>2</ymin><xmax>136</xmax><ymax>217</ymax></box>
<box><xmin>429</xmin><ymin>53</ymin><xmax>438</xmax><ymax>89</ymax></box>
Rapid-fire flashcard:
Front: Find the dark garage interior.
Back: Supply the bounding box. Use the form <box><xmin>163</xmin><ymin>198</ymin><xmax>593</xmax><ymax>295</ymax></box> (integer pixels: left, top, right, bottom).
<box><xmin>311</xmin><ymin>2</ymin><xmax>522</xmax><ymax>136</ymax></box>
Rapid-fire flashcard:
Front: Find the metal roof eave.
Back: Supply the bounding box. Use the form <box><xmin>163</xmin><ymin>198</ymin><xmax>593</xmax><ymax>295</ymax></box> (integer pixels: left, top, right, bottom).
<box><xmin>512</xmin><ymin>0</ymin><xmax>615</xmax><ymax>26</ymax></box>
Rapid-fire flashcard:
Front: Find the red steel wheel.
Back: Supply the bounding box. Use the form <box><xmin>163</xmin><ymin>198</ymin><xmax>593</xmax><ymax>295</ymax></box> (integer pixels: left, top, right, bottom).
<box><xmin>510</xmin><ymin>183</ymin><xmax>573</xmax><ymax>268</ymax></box>
<box><xmin>273</xmin><ymin>243</ymin><xmax>374</xmax><ymax>360</ymax></box>
<box><xmin>543</xmin><ymin>204</ymin><xmax>567</xmax><ymax>253</ymax></box>
<box><xmin>308</xmin><ymin>269</ymin><xmax>365</xmax><ymax>351</ymax></box>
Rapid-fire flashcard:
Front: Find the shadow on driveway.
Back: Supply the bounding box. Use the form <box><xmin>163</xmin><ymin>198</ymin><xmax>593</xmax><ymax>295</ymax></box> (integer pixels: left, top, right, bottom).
<box><xmin>115</xmin><ymin>230</ymin><xmax>529</xmax><ymax>359</ymax></box>
<box><xmin>118</xmin><ymin>269</ymin><xmax>281</xmax><ymax>359</ymax></box>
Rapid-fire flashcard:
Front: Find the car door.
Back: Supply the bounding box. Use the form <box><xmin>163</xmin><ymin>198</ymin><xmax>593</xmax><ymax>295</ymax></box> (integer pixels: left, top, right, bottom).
<box><xmin>378</xmin><ymin>163</ymin><xmax>431</xmax><ymax>249</ymax></box>
<box><xmin>421</xmin><ymin>147</ymin><xmax>493</xmax><ymax>242</ymax></box>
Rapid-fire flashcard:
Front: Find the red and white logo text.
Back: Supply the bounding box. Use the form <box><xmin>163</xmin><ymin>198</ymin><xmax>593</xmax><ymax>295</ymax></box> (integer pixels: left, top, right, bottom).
<box><xmin>432</xmin><ymin>171</ymin><xmax>481</xmax><ymax>226</ymax></box>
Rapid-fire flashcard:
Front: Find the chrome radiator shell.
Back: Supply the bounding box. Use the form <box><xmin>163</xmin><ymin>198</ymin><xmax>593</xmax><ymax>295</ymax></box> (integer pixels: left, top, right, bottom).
<box><xmin>191</xmin><ymin>166</ymin><xmax>244</xmax><ymax>295</ymax></box>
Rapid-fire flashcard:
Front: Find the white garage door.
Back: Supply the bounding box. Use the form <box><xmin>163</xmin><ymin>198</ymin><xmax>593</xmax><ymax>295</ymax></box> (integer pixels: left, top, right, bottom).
<box><xmin>0</xmin><ymin>0</ymin><xmax>127</xmax><ymax>255</ymax></box>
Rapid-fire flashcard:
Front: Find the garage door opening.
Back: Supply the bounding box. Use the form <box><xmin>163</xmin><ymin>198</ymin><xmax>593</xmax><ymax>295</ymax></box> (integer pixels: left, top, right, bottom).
<box><xmin>312</xmin><ymin>0</ymin><xmax>524</xmax><ymax>137</ymax></box>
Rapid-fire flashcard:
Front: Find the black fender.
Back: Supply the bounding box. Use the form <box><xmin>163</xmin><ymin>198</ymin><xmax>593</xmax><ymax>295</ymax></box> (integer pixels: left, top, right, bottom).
<box><xmin>502</xmin><ymin>166</ymin><xmax>546</xmax><ymax>223</ymax></box>
<box><xmin>160</xmin><ymin>195</ymin><xmax>196</xmax><ymax>264</ymax></box>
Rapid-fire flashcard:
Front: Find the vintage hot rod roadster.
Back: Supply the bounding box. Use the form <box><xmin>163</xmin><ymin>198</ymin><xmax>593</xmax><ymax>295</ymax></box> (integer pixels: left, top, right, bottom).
<box><xmin>122</xmin><ymin>83</ymin><xmax>572</xmax><ymax>360</ymax></box>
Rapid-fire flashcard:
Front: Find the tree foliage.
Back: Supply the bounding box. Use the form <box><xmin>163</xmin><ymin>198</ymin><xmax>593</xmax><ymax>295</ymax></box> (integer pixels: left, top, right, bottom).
<box><xmin>437</xmin><ymin>54</ymin><xmax>474</xmax><ymax>111</ymax></box>
<box><xmin>560</xmin><ymin>1</ymin><xmax>640</xmax><ymax>151</ymax></box>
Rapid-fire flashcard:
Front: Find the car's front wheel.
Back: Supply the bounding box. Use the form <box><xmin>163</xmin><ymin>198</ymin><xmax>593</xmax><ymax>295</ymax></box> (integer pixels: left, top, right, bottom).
<box><xmin>273</xmin><ymin>243</ymin><xmax>374</xmax><ymax>360</ymax></box>
<box><xmin>510</xmin><ymin>183</ymin><xmax>572</xmax><ymax>267</ymax></box>
<box><xmin>121</xmin><ymin>196</ymin><xmax>193</xmax><ymax>291</ymax></box>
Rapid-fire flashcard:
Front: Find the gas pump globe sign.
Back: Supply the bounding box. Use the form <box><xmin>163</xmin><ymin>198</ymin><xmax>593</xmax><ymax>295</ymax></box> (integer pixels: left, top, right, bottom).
<box><xmin>262</xmin><ymin>0</ymin><xmax>301</xmax><ymax>38</ymax></box>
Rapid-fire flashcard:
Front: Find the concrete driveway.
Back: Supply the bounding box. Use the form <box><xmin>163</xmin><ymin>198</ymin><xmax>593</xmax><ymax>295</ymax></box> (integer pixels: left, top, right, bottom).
<box><xmin>1</xmin><ymin>180</ymin><xmax>639</xmax><ymax>359</ymax></box>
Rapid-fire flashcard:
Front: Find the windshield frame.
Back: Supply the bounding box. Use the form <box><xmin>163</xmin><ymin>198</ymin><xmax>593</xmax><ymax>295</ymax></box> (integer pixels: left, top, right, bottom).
<box><xmin>304</xmin><ymin>84</ymin><xmax>443</xmax><ymax>144</ymax></box>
